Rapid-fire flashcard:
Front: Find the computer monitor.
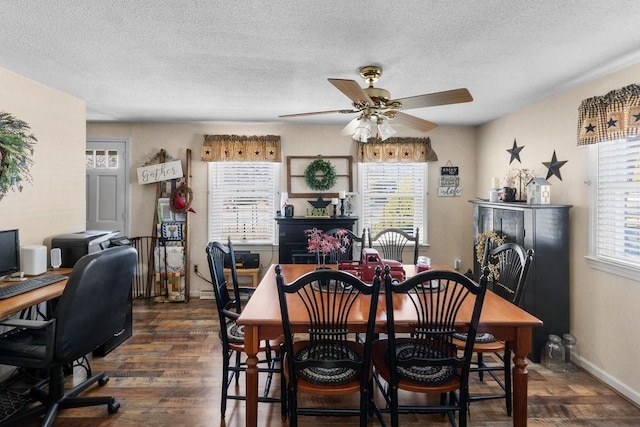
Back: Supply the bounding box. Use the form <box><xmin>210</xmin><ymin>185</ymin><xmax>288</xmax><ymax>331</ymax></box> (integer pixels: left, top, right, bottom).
<box><xmin>0</xmin><ymin>229</ymin><xmax>20</xmax><ymax>280</ymax></box>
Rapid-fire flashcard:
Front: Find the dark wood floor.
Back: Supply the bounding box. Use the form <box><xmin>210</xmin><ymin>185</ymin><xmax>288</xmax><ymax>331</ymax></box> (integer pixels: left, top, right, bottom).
<box><xmin>8</xmin><ymin>299</ymin><xmax>640</xmax><ymax>426</ymax></box>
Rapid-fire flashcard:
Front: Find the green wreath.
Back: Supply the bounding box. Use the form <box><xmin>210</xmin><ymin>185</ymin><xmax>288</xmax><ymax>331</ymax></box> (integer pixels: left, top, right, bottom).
<box><xmin>0</xmin><ymin>112</ymin><xmax>37</xmax><ymax>200</ymax></box>
<box><xmin>304</xmin><ymin>158</ymin><xmax>337</xmax><ymax>191</ymax></box>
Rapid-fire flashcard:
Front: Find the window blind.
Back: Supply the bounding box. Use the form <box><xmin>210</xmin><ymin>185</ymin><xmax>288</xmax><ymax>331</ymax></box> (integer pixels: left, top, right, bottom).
<box><xmin>360</xmin><ymin>163</ymin><xmax>426</xmax><ymax>243</ymax></box>
<box><xmin>595</xmin><ymin>137</ymin><xmax>640</xmax><ymax>266</ymax></box>
<box><xmin>208</xmin><ymin>162</ymin><xmax>277</xmax><ymax>244</ymax></box>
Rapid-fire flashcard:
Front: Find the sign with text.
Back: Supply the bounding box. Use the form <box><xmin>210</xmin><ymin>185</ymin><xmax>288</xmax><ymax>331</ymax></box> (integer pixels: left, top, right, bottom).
<box><xmin>438</xmin><ymin>186</ymin><xmax>462</xmax><ymax>197</ymax></box>
<box><xmin>440</xmin><ymin>166</ymin><xmax>459</xmax><ymax>175</ymax></box>
<box><xmin>439</xmin><ymin>176</ymin><xmax>460</xmax><ymax>187</ymax></box>
<box><xmin>137</xmin><ymin>160</ymin><xmax>183</xmax><ymax>184</ymax></box>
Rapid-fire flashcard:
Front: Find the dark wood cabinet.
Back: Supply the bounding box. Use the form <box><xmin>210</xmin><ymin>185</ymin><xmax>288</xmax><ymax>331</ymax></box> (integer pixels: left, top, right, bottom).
<box><xmin>275</xmin><ymin>216</ymin><xmax>358</xmax><ymax>264</ymax></box>
<box><xmin>471</xmin><ymin>201</ymin><xmax>572</xmax><ymax>362</ymax></box>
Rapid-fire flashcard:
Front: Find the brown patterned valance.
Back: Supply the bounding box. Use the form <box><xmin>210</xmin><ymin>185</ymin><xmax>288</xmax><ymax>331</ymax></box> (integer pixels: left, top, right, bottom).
<box><xmin>201</xmin><ymin>134</ymin><xmax>282</xmax><ymax>162</ymax></box>
<box><xmin>577</xmin><ymin>84</ymin><xmax>640</xmax><ymax>146</ymax></box>
<box><xmin>357</xmin><ymin>137</ymin><xmax>438</xmax><ymax>162</ymax></box>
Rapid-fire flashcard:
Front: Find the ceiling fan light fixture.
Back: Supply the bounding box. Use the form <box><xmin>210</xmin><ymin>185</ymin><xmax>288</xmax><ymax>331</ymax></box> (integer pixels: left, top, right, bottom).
<box><xmin>352</xmin><ymin>118</ymin><xmax>372</xmax><ymax>142</ymax></box>
<box><xmin>377</xmin><ymin>119</ymin><xmax>396</xmax><ymax>141</ymax></box>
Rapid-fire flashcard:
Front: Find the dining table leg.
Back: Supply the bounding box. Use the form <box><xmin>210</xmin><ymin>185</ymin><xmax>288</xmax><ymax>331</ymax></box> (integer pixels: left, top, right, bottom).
<box><xmin>511</xmin><ymin>327</ymin><xmax>533</xmax><ymax>427</ymax></box>
<box><xmin>244</xmin><ymin>325</ymin><xmax>259</xmax><ymax>427</ymax></box>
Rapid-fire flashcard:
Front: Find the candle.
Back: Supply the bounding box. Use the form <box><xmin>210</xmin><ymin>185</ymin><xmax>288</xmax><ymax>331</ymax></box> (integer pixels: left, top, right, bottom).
<box><xmin>331</xmin><ymin>198</ymin><xmax>339</xmax><ymax>205</ymax></box>
<box><xmin>492</xmin><ymin>177</ymin><xmax>500</xmax><ymax>189</ymax></box>
<box><xmin>338</xmin><ymin>191</ymin><xmax>346</xmax><ymax>199</ymax></box>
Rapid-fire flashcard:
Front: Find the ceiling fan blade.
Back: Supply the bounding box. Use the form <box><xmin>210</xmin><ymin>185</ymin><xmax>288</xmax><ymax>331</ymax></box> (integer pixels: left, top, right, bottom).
<box><xmin>392</xmin><ymin>111</ymin><xmax>438</xmax><ymax>132</ymax></box>
<box><xmin>279</xmin><ymin>109</ymin><xmax>358</xmax><ymax>118</ymax></box>
<box><xmin>328</xmin><ymin>78</ymin><xmax>374</xmax><ymax>106</ymax></box>
<box><xmin>340</xmin><ymin>117</ymin><xmax>361</xmax><ymax>136</ymax></box>
<box><xmin>391</xmin><ymin>88</ymin><xmax>473</xmax><ymax>110</ymax></box>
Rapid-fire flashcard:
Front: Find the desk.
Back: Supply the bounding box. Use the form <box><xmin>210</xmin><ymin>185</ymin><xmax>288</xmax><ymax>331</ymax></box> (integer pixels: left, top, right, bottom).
<box><xmin>0</xmin><ymin>269</ymin><xmax>71</xmax><ymax>318</ymax></box>
<box><xmin>237</xmin><ymin>264</ymin><xmax>543</xmax><ymax>427</ymax></box>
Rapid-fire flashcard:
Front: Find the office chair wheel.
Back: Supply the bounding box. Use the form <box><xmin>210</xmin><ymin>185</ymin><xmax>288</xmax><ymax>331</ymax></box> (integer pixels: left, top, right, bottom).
<box><xmin>108</xmin><ymin>401</ymin><xmax>120</xmax><ymax>414</ymax></box>
<box><xmin>98</xmin><ymin>375</ymin><xmax>110</xmax><ymax>386</ymax></box>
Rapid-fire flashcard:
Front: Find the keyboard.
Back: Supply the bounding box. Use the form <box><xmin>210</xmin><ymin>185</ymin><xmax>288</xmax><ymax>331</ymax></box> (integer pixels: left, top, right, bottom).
<box><xmin>0</xmin><ymin>274</ymin><xmax>68</xmax><ymax>300</ymax></box>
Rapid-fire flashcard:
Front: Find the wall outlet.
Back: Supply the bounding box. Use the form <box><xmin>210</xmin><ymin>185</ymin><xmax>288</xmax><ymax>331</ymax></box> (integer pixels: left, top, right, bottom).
<box><xmin>454</xmin><ymin>259</ymin><xmax>462</xmax><ymax>270</ymax></box>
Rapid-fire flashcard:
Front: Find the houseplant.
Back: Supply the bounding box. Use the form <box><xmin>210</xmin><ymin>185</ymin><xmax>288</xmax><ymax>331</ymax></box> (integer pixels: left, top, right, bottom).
<box><xmin>0</xmin><ymin>112</ymin><xmax>37</xmax><ymax>200</ymax></box>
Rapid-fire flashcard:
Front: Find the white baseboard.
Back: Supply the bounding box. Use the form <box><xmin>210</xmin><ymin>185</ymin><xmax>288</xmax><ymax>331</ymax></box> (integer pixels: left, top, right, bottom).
<box><xmin>577</xmin><ymin>356</ymin><xmax>640</xmax><ymax>406</ymax></box>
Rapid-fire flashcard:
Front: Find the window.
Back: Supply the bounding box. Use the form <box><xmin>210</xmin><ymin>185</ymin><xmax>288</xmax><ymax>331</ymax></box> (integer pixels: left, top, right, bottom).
<box><xmin>208</xmin><ymin>162</ymin><xmax>278</xmax><ymax>245</ymax></box>
<box><xmin>359</xmin><ymin>162</ymin><xmax>426</xmax><ymax>244</ymax></box>
<box><xmin>587</xmin><ymin>136</ymin><xmax>640</xmax><ymax>280</ymax></box>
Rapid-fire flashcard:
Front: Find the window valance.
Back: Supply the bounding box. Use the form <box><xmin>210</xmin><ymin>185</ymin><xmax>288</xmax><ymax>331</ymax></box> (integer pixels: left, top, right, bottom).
<box><xmin>357</xmin><ymin>137</ymin><xmax>438</xmax><ymax>163</ymax></box>
<box><xmin>201</xmin><ymin>134</ymin><xmax>281</xmax><ymax>162</ymax></box>
<box><xmin>577</xmin><ymin>84</ymin><xmax>640</xmax><ymax>146</ymax></box>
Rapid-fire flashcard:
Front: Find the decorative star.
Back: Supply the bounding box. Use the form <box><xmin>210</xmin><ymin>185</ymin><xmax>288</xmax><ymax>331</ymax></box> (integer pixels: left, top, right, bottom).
<box><xmin>633</xmin><ymin>112</ymin><xmax>640</xmax><ymax>122</ymax></box>
<box><xmin>507</xmin><ymin>138</ymin><xmax>524</xmax><ymax>164</ymax></box>
<box><xmin>542</xmin><ymin>150</ymin><xmax>568</xmax><ymax>181</ymax></box>
<box><xmin>607</xmin><ymin>117</ymin><xmax>618</xmax><ymax>128</ymax></box>
<box><xmin>585</xmin><ymin>123</ymin><xmax>596</xmax><ymax>133</ymax></box>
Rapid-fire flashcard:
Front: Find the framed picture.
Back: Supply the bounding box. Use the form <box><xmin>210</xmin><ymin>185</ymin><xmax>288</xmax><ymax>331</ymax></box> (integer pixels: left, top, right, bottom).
<box><xmin>157</xmin><ymin>198</ymin><xmax>174</xmax><ymax>222</ymax></box>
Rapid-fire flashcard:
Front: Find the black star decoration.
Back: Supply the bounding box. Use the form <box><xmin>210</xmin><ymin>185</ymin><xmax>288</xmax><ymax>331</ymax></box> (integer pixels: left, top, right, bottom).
<box><xmin>633</xmin><ymin>112</ymin><xmax>640</xmax><ymax>122</ymax></box>
<box><xmin>585</xmin><ymin>123</ymin><xmax>596</xmax><ymax>133</ymax></box>
<box><xmin>507</xmin><ymin>138</ymin><xmax>524</xmax><ymax>164</ymax></box>
<box><xmin>542</xmin><ymin>150</ymin><xmax>568</xmax><ymax>181</ymax></box>
<box><xmin>607</xmin><ymin>117</ymin><xmax>618</xmax><ymax>128</ymax></box>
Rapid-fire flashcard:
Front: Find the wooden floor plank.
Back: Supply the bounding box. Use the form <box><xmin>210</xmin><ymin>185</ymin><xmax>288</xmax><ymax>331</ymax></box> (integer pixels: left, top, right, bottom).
<box><xmin>6</xmin><ymin>299</ymin><xmax>640</xmax><ymax>426</ymax></box>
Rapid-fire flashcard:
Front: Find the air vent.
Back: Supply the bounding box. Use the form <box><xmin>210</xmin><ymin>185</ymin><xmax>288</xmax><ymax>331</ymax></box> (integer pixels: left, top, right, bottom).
<box><xmin>199</xmin><ymin>290</ymin><xmax>215</xmax><ymax>300</ymax></box>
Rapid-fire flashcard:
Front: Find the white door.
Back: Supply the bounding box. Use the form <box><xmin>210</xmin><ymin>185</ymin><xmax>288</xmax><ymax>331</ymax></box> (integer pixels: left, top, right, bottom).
<box><xmin>86</xmin><ymin>139</ymin><xmax>129</xmax><ymax>234</ymax></box>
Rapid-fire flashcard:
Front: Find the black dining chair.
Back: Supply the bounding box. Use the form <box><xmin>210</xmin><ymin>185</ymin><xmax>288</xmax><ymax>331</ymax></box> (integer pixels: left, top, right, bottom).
<box><xmin>205</xmin><ymin>240</ymin><xmax>281</xmax><ymax>418</ymax></box>
<box><xmin>0</xmin><ymin>246</ymin><xmax>137</xmax><ymax>427</ymax></box>
<box><xmin>368</xmin><ymin>227</ymin><xmax>420</xmax><ymax>264</ymax></box>
<box><xmin>372</xmin><ymin>266</ymin><xmax>489</xmax><ymax>427</ymax></box>
<box><xmin>453</xmin><ymin>241</ymin><xmax>534</xmax><ymax>415</ymax></box>
<box><xmin>276</xmin><ymin>265</ymin><xmax>383</xmax><ymax>427</ymax></box>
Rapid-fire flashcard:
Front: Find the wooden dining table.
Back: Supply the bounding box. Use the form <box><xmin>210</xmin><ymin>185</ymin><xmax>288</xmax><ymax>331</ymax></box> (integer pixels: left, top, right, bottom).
<box><xmin>237</xmin><ymin>263</ymin><xmax>543</xmax><ymax>427</ymax></box>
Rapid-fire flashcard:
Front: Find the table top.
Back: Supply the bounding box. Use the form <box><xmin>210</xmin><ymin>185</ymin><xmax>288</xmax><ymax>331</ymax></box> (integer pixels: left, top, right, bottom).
<box><xmin>237</xmin><ymin>264</ymin><xmax>543</xmax><ymax>329</ymax></box>
<box><xmin>0</xmin><ymin>269</ymin><xmax>71</xmax><ymax>318</ymax></box>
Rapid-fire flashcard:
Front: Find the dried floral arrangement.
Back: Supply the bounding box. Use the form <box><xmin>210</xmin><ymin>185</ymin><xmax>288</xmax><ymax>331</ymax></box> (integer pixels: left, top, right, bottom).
<box><xmin>305</xmin><ymin>228</ymin><xmax>348</xmax><ymax>265</ymax></box>
<box><xmin>503</xmin><ymin>168</ymin><xmax>535</xmax><ymax>201</ymax></box>
<box><xmin>475</xmin><ymin>230</ymin><xmax>506</xmax><ymax>279</ymax></box>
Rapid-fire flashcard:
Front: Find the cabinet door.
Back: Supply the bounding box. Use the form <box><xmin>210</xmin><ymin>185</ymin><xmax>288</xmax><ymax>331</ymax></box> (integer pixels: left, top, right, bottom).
<box><xmin>494</xmin><ymin>209</ymin><xmax>525</xmax><ymax>245</ymax></box>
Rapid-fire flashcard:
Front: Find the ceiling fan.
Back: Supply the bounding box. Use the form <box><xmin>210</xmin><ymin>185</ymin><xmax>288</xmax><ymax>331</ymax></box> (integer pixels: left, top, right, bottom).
<box><xmin>280</xmin><ymin>65</ymin><xmax>473</xmax><ymax>141</ymax></box>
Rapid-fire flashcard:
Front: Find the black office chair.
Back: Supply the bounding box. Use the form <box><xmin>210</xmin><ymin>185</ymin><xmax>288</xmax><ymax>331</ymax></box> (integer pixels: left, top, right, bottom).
<box><xmin>205</xmin><ymin>241</ymin><xmax>281</xmax><ymax>418</ymax></box>
<box><xmin>324</xmin><ymin>228</ymin><xmax>366</xmax><ymax>262</ymax></box>
<box><xmin>276</xmin><ymin>265</ymin><xmax>383</xmax><ymax>427</ymax></box>
<box><xmin>372</xmin><ymin>266</ymin><xmax>489</xmax><ymax>427</ymax></box>
<box><xmin>368</xmin><ymin>227</ymin><xmax>420</xmax><ymax>264</ymax></box>
<box><xmin>453</xmin><ymin>241</ymin><xmax>534</xmax><ymax>416</ymax></box>
<box><xmin>0</xmin><ymin>246</ymin><xmax>137</xmax><ymax>427</ymax></box>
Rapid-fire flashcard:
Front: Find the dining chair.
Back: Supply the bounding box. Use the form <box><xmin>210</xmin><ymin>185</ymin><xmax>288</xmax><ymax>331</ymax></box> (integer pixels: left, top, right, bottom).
<box><xmin>367</xmin><ymin>227</ymin><xmax>420</xmax><ymax>264</ymax></box>
<box><xmin>275</xmin><ymin>265</ymin><xmax>383</xmax><ymax>427</ymax></box>
<box><xmin>453</xmin><ymin>241</ymin><xmax>534</xmax><ymax>416</ymax></box>
<box><xmin>324</xmin><ymin>228</ymin><xmax>366</xmax><ymax>262</ymax></box>
<box><xmin>372</xmin><ymin>265</ymin><xmax>489</xmax><ymax>427</ymax></box>
<box><xmin>205</xmin><ymin>241</ymin><xmax>281</xmax><ymax>418</ymax></box>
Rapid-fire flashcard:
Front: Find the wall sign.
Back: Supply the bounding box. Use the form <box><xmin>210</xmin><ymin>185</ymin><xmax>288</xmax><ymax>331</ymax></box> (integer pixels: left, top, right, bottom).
<box><xmin>438</xmin><ymin>162</ymin><xmax>461</xmax><ymax>197</ymax></box>
<box><xmin>137</xmin><ymin>160</ymin><xmax>184</xmax><ymax>184</ymax></box>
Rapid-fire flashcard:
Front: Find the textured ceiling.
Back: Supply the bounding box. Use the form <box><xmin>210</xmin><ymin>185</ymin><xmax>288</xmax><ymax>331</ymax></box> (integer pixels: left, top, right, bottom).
<box><xmin>1</xmin><ymin>1</ymin><xmax>639</xmax><ymax>130</ymax></box>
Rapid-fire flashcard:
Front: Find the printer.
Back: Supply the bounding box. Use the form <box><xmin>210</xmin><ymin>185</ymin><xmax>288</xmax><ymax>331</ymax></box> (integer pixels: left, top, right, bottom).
<box><xmin>51</xmin><ymin>230</ymin><xmax>120</xmax><ymax>268</ymax></box>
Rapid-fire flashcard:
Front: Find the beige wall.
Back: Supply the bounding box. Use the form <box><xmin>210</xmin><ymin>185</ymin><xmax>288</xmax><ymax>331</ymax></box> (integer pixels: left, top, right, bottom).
<box><xmin>87</xmin><ymin>122</ymin><xmax>477</xmax><ymax>296</ymax></box>
<box><xmin>476</xmin><ymin>62</ymin><xmax>640</xmax><ymax>404</ymax></box>
<box><xmin>0</xmin><ymin>67</ymin><xmax>86</xmax><ymax>250</ymax></box>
